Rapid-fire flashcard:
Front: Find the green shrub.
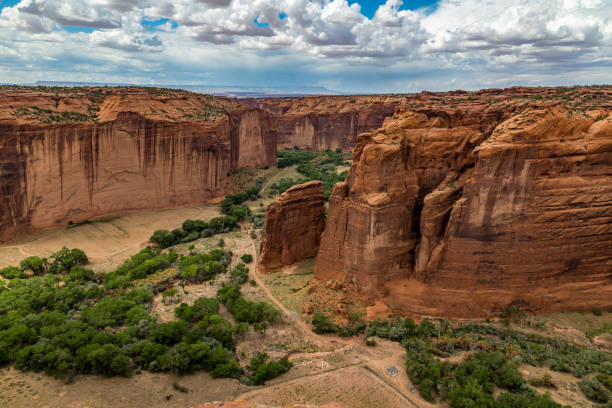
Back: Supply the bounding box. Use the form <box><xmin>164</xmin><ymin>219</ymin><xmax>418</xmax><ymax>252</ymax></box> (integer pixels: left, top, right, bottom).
<box><xmin>20</xmin><ymin>256</ymin><xmax>46</xmax><ymax>275</ymax></box>
<box><xmin>597</xmin><ymin>373</ymin><xmax>612</xmax><ymax>391</ymax></box>
<box><xmin>312</xmin><ymin>312</ymin><xmax>335</xmax><ymax>334</ymax></box>
<box><xmin>240</xmin><ymin>254</ymin><xmax>253</xmax><ymax>263</ymax></box>
<box><xmin>217</xmin><ymin>283</ymin><xmax>278</xmax><ymax>324</ymax></box>
<box><xmin>230</xmin><ymin>263</ymin><xmax>249</xmax><ymax>284</ymax></box>
<box><xmin>0</xmin><ymin>266</ymin><xmax>27</xmax><ymax>279</ymax></box>
<box><xmin>247</xmin><ymin>353</ymin><xmax>293</xmax><ymax>385</ymax></box>
<box><xmin>579</xmin><ymin>378</ymin><xmax>609</xmax><ymax>403</ymax></box>
<box><xmin>529</xmin><ymin>373</ymin><xmax>556</xmax><ymax>388</ymax></box>
<box><xmin>47</xmin><ymin>247</ymin><xmax>88</xmax><ymax>274</ymax></box>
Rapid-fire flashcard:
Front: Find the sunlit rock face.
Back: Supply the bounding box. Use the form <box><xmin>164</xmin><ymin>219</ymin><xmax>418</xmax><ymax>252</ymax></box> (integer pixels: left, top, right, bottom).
<box><xmin>258</xmin><ymin>180</ymin><xmax>326</xmax><ymax>273</ymax></box>
<box><xmin>315</xmin><ymin>87</ymin><xmax>612</xmax><ymax>318</ymax></box>
<box><xmin>0</xmin><ymin>88</ymin><xmax>277</xmax><ymax>242</ymax></box>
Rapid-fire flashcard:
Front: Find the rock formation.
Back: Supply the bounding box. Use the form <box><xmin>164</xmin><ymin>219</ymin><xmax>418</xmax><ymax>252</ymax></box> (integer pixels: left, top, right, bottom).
<box><xmin>244</xmin><ymin>95</ymin><xmax>403</xmax><ymax>151</ymax></box>
<box><xmin>258</xmin><ymin>180</ymin><xmax>325</xmax><ymax>273</ymax></box>
<box><xmin>315</xmin><ymin>87</ymin><xmax>612</xmax><ymax>318</ymax></box>
<box><xmin>0</xmin><ymin>87</ymin><xmax>277</xmax><ymax>242</ymax></box>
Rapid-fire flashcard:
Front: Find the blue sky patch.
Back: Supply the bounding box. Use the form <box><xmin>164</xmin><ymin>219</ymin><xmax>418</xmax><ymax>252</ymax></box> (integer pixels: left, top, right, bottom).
<box><xmin>58</xmin><ymin>25</ymin><xmax>96</xmax><ymax>33</ymax></box>
<box><xmin>349</xmin><ymin>0</ymin><xmax>439</xmax><ymax>18</ymax></box>
<box><xmin>254</xmin><ymin>17</ymin><xmax>270</xmax><ymax>28</ymax></box>
<box><xmin>0</xmin><ymin>0</ymin><xmax>21</xmax><ymax>9</ymax></box>
<box><xmin>142</xmin><ymin>18</ymin><xmax>178</xmax><ymax>31</ymax></box>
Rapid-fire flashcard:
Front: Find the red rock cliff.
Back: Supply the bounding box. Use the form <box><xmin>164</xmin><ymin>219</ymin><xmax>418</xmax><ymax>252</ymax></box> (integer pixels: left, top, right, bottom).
<box><xmin>258</xmin><ymin>180</ymin><xmax>325</xmax><ymax>273</ymax></box>
<box><xmin>0</xmin><ymin>87</ymin><xmax>277</xmax><ymax>242</ymax></box>
<box><xmin>315</xmin><ymin>87</ymin><xmax>612</xmax><ymax>318</ymax></box>
<box><xmin>244</xmin><ymin>95</ymin><xmax>404</xmax><ymax>151</ymax></box>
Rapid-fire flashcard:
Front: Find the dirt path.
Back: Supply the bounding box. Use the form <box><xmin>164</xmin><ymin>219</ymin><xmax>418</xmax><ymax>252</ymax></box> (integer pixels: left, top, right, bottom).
<box><xmin>246</xmin><ymin>228</ymin><xmax>351</xmax><ymax>349</ymax></box>
<box><xmin>241</xmin><ymin>224</ymin><xmax>435</xmax><ymax>407</ymax></box>
<box><xmin>260</xmin><ymin>166</ymin><xmax>292</xmax><ymax>193</ymax></box>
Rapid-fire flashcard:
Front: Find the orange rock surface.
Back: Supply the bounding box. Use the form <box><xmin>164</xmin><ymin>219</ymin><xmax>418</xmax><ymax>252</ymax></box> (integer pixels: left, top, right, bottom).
<box><xmin>0</xmin><ymin>87</ymin><xmax>276</xmax><ymax>242</ymax></box>
<box><xmin>315</xmin><ymin>86</ymin><xmax>612</xmax><ymax>318</ymax></box>
<box><xmin>244</xmin><ymin>95</ymin><xmax>404</xmax><ymax>151</ymax></box>
<box><xmin>258</xmin><ymin>180</ymin><xmax>325</xmax><ymax>273</ymax></box>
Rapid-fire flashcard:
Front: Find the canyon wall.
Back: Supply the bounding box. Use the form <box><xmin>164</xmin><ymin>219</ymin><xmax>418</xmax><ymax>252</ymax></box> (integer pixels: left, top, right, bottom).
<box><xmin>315</xmin><ymin>88</ymin><xmax>612</xmax><ymax>318</ymax></box>
<box><xmin>244</xmin><ymin>96</ymin><xmax>403</xmax><ymax>151</ymax></box>
<box><xmin>0</xmin><ymin>88</ymin><xmax>276</xmax><ymax>242</ymax></box>
<box><xmin>258</xmin><ymin>180</ymin><xmax>325</xmax><ymax>273</ymax></box>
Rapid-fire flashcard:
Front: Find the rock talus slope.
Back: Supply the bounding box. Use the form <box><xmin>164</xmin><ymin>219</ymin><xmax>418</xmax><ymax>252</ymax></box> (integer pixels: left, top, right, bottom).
<box><xmin>315</xmin><ymin>92</ymin><xmax>612</xmax><ymax>317</ymax></box>
<box><xmin>0</xmin><ymin>87</ymin><xmax>277</xmax><ymax>242</ymax></box>
<box><xmin>258</xmin><ymin>180</ymin><xmax>325</xmax><ymax>273</ymax></box>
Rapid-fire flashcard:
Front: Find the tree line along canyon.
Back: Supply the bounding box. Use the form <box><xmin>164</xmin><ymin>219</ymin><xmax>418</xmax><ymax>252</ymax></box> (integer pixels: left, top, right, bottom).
<box><xmin>0</xmin><ymin>84</ymin><xmax>611</xmax><ymax>408</ymax></box>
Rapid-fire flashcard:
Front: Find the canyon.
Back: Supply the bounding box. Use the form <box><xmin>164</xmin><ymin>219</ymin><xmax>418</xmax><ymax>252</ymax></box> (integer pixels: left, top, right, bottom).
<box><xmin>244</xmin><ymin>95</ymin><xmax>403</xmax><ymax>151</ymax></box>
<box><xmin>0</xmin><ymin>87</ymin><xmax>276</xmax><ymax>242</ymax></box>
<box><xmin>2</xmin><ymin>85</ymin><xmax>611</xmax><ymax>319</ymax></box>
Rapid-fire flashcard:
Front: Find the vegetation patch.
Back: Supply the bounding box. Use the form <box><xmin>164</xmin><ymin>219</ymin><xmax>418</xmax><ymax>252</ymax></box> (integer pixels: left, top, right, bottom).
<box><xmin>274</xmin><ymin>148</ymin><xmax>350</xmax><ymax>199</ymax></box>
<box><xmin>361</xmin><ymin>317</ymin><xmax>612</xmax><ymax>407</ymax></box>
<box><xmin>0</xmin><ymin>244</ymin><xmax>289</xmax><ymax>384</ymax></box>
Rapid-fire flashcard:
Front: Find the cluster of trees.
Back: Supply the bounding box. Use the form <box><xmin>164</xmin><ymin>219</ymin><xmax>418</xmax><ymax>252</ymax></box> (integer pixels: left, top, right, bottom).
<box><xmin>229</xmin><ymin>263</ymin><xmax>249</xmax><ymax>284</ymax></box>
<box><xmin>0</xmin><ymin>246</ymin><xmax>292</xmax><ymax>384</ymax></box>
<box><xmin>150</xmin><ymin>216</ymin><xmax>240</xmax><ymax>249</ymax></box>
<box><xmin>274</xmin><ymin>149</ymin><xmax>349</xmax><ymax>199</ymax></box>
<box><xmin>102</xmin><ymin>247</ymin><xmax>177</xmax><ymax>290</ymax></box>
<box><xmin>217</xmin><ymin>283</ymin><xmax>279</xmax><ymax>324</ymax></box>
<box><xmin>1</xmin><ymin>247</ymin><xmax>88</xmax><ymax>279</ymax></box>
<box><xmin>277</xmin><ymin>149</ymin><xmax>319</xmax><ymax>168</ymax></box>
<box><xmin>177</xmin><ymin>249</ymin><xmax>232</xmax><ymax>283</ymax></box>
<box><xmin>363</xmin><ymin>317</ymin><xmax>612</xmax><ymax>407</ymax></box>
<box><xmin>311</xmin><ymin>311</ymin><xmax>365</xmax><ymax>337</ymax></box>
<box><xmin>244</xmin><ymin>352</ymin><xmax>292</xmax><ymax>386</ymax></box>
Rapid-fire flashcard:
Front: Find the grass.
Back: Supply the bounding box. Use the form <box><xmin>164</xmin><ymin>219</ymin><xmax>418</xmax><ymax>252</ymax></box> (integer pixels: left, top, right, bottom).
<box><xmin>259</xmin><ymin>259</ymin><xmax>315</xmax><ymax>314</ymax></box>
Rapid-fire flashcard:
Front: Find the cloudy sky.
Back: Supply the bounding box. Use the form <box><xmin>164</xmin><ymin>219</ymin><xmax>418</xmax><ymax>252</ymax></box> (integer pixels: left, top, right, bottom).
<box><xmin>0</xmin><ymin>0</ymin><xmax>610</xmax><ymax>93</ymax></box>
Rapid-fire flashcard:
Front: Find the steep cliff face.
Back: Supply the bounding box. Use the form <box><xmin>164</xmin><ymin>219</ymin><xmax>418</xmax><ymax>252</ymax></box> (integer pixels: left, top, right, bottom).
<box><xmin>244</xmin><ymin>96</ymin><xmax>403</xmax><ymax>151</ymax></box>
<box><xmin>0</xmin><ymin>87</ymin><xmax>276</xmax><ymax>242</ymax></box>
<box><xmin>258</xmin><ymin>181</ymin><xmax>325</xmax><ymax>273</ymax></box>
<box><xmin>315</xmin><ymin>88</ymin><xmax>612</xmax><ymax>317</ymax></box>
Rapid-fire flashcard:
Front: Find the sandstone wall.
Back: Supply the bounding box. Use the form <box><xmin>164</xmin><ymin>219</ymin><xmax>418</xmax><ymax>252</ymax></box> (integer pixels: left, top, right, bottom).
<box><xmin>0</xmin><ymin>103</ymin><xmax>276</xmax><ymax>242</ymax></box>
<box><xmin>245</xmin><ymin>97</ymin><xmax>401</xmax><ymax>151</ymax></box>
<box><xmin>315</xmin><ymin>104</ymin><xmax>612</xmax><ymax>317</ymax></box>
<box><xmin>258</xmin><ymin>181</ymin><xmax>325</xmax><ymax>273</ymax></box>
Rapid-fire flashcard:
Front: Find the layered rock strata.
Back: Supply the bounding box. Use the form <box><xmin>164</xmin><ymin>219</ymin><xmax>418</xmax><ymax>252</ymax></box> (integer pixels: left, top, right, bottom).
<box><xmin>315</xmin><ymin>92</ymin><xmax>612</xmax><ymax>317</ymax></box>
<box><xmin>258</xmin><ymin>180</ymin><xmax>326</xmax><ymax>273</ymax></box>
<box><xmin>0</xmin><ymin>87</ymin><xmax>277</xmax><ymax>242</ymax></box>
<box><xmin>244</xmin><ymin>96</ymin><xmax>403</xmax><ymax>151</ymax></box>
